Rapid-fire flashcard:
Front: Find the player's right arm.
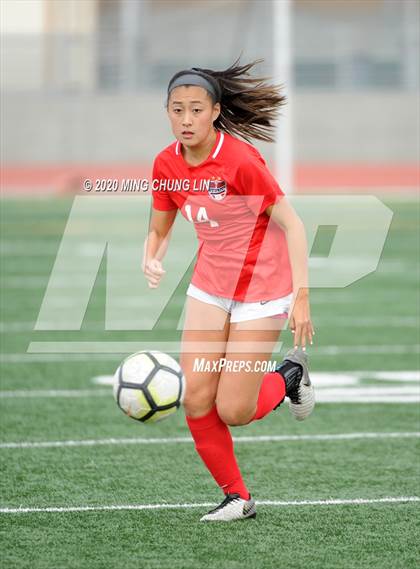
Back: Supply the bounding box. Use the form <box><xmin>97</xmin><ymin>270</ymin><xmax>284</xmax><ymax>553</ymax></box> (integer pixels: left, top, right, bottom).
<box><xmin>143</xmin><ymin>208</ymin><xmax>177</xmax><ymax>288</ymax></box>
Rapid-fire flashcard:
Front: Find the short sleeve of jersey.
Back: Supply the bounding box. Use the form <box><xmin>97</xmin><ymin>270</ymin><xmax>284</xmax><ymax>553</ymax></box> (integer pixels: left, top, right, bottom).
<box><xmin>151</xmin><ymin>156</ymin><xmax>178</xmax><ymax>212</ymax></box>
<box><xmin>236</xmin><ymin>152</ymin><xmax>284</xmax><ymax>216</ymax></box>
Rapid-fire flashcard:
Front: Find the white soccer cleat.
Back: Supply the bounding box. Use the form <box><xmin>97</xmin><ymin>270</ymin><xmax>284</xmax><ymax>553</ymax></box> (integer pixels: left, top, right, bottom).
<box><xmin>282</xmin><ymin>348</ymin><xmax>315</xmax><ymax>421</ymax></box>
<box><xmin>200</xmin><ymin>493</ymin><xmax>256</xmax><ymax>522</ymax></box>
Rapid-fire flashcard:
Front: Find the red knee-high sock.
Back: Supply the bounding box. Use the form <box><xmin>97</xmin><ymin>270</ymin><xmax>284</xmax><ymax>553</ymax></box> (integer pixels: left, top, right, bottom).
<box><xmin>186</xmin><ymin>405</ymin><xmax>249</xmax><ymax>499</ymax></box>
<box><xmin>250</xmin><ymin>371</ymin><xmax>286</xmax><ymax>422</ymax></box>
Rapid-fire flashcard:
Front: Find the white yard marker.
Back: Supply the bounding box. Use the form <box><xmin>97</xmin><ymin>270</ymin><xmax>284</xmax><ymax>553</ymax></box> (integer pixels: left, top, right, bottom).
<box><xmin>0</xmin><ymin>371</ymin><xmax>418</xmax><ymax>402</ymax></box>
<box><xmin>369</xmin><ymin>371</ymin><xmax>420</xmax><ymax>382</ymax></box>
<box><xmin>92</xmin><ymin>375</ymin><xmax>116</xmax><ymax>385</ymax></box>
<box><xmin>1</xmin><ymin>496</ymin><xmax>418</xmax><ymax>514</ymax></box>
<box><xmin>317</xmin><ymin>387</ymin><xmax>420</xmax><ymax>403</ymax></box>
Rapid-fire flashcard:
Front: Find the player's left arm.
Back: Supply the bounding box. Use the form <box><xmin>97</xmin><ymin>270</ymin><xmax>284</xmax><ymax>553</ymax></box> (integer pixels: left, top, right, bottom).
<box><xmin>266</xmin><ymin>198</ymin><xmax>314</xmax><ymax>349</ymax></box>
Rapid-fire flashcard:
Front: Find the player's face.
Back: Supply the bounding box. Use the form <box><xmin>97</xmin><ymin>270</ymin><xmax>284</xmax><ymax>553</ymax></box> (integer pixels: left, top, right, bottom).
<box><xmin>167</xmin><ymin>86</ymin><xmax>220</xmax><ymax>148</ymax></box>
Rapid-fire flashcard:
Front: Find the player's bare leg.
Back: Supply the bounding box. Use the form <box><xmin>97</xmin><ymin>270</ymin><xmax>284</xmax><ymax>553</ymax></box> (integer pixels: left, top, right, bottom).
<box><xmin>215</xmin><ymin>317</ymin><xmax>285</xmax><ymax>426</ymax></box>
<box><xmin>180</xmin><ymin>296</ymin><xmax>229</xmax><ymax>418</ymax></box>
<box><xmin>215</xmin><ymin>316</ymin><xmax>314</xmax><ymax>424</ymax></box>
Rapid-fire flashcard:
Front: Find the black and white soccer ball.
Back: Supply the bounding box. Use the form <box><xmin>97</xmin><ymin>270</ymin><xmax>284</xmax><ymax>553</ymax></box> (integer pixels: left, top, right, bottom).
<box><xmin>113</xmin><ymin>351</ymin><xmax>185</xmax><ymax>424</ymax></box>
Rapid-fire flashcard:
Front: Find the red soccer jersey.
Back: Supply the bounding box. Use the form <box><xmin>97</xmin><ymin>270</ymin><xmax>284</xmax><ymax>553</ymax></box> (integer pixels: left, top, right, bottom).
<box><xmin>151</xmin><ymin>130</ymin><xmax>293</xmax><ymax>302</ymax></box>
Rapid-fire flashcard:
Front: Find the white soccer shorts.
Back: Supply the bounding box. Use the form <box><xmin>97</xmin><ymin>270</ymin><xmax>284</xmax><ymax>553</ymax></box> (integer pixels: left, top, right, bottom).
<box><xmin>186</xmin><ymin>283</ymin><xmax>292</xmax><ymax>323</ymax></box>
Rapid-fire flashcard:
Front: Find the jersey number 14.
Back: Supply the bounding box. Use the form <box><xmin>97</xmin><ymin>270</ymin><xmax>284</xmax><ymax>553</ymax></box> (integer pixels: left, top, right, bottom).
<box><xmin>184</xmin><ymin>204</ymin><xmax>219</xmax><ymax>228</ymax></box>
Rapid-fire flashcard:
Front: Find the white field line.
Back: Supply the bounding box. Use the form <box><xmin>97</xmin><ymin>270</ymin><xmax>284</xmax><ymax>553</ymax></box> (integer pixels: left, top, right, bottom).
<box><xmin>1</xmin><ymin>496</ymin><xmax>419</xmax><ymax>514</ymax></box>
<box><xmin>314</xmin><ymin>345</ymin><xmax>420</xmax><ymax>355</ymax></box>
<box><xmin>1</xmin><ymin>345</ymin><xmax>419</xmax><ymax>363</ymax></box>
<box><xmin>1</xmin><ymin>284</ymin><xmax>418</xmax><ymax>306</ymax></box>
<box><xmin>1</xmin><ymin>432</ymin><xmax>419</xmax><ymax>450</ymax></box>
<box><xmin>2</xmin><ymin>292</ymin><xmax>415</xmax><ymax>306</ymax></box>
<box><xmin>31</xmin><ymin>298</ymin><xmax>154</xmax><ymax>309</ymax></box>
<box><xmin>0</xmin><ymin>372</ymin><xmax>418</xmax><ymax>396</ymax></box>
<box><xmin>0</xmin><ymin>373</ymin><xmax>360</xmax><ymax>398</ymax></box>
<box><xmin>0</xmin><ymin>372</ymin><xmax>418</xmax><ymax>401</ymax></box>
<box><xmin>13</xmin><ymin>343</ymin><xmax>420</xmax><ymax>358</ymax></box>
<box><xmin>368</xmin><ymin>371</ymin><xmax>420</xmax><ymax>381</ymax></box>
<box><xmin>0</xmin><ymin>381</ymin><xmax>419</xmax><ymax>404</ymax></box>
<box><xmin>1</xmin><ymin>374</ymin><xmax>419</xmax><ymax>401</ymax></box>
<box><xmin>93</xmin><ymin>371</ymin><xmax>420</xmax><ymax>387</ymax></box>
<box><xmin>309</xmin><ymin>296</ymin><xmax>419</xmax><ymax>306</ymax></box>
<box><xmin>2</xmin><ymin>279</ymin><xmax>418</xmax><ymax>291</ymax></box>
<box><xmin>1</xmin><ymin>317</ymin><xmax>419</xmax><ymax>332</ymax></box>
<box><xmin>321</xmin><ymin>397</ymin><xmax>419</xmax><ymax>403</ymax></box>
<box><xmin>0</xmin><ymin>278</ymin><xmax>138</xmax><ymax>289</ymax></box>
<box><xmin>317</xmin><ymin>395</ymin><xmax>419</xmax><ymax>403</ymax></box>
<box><xmin>0</xmin><ymin>389</ymin><xmax>110</xmax><ymax>398</ymax></box>
<box><xmin>317</xmin><ymin>387</ymin><xmax>420</xmax><ymax>396</ymax></box>
<box><xmin>0</xmin><ymin>353</ymin><xmax>121</xmax><ymax>363</ymax></box>
<box><xmin>0</xmin><ymin>390</ymin><xmax>418</xmax><ymax>403</ymax></box>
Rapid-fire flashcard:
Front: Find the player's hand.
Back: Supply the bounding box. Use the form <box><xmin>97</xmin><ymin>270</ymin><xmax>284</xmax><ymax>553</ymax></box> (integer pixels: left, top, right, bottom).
<box><xmin>289</xmin><ymin>291</ymin><xmax>314</xmax><ymax>351</ymax></box>
<box><xmin>142</xmin><ymin>258</ymin><xmax>166</xmax><ymax>289</ymax></box>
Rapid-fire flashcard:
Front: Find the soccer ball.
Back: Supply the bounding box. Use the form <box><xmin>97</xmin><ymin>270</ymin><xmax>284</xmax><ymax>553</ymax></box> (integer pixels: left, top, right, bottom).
<box><xmin>113</xmin><ymin>351</ymin><xmax>185</xmax><ymax>424</ymax></box>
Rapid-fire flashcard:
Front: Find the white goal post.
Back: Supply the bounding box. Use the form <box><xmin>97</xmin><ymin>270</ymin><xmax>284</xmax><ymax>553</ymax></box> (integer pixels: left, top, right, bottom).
<box><xmin>273</xmin><ymin>0</ymin><xmax>293</xmax><ymax>194</ymax></box>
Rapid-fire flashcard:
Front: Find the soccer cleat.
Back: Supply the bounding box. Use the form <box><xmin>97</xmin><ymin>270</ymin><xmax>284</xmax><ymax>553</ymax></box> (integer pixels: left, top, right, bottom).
<box><xmin>200</xmin><ymin>493</ymin><xmax>257</xmax><ymax>522</ymax></box>
<box><xmin>277</xmin><ymin>348</ymin><xmax>315</xmax><ymax>421</ymax></box>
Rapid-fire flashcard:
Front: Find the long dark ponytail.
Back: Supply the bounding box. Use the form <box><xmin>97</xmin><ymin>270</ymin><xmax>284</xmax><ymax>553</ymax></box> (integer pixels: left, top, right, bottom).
<box><xmin>191</xmin><ymin>57</ymin><xmax>286</xmax><ymax>143</ymax></box>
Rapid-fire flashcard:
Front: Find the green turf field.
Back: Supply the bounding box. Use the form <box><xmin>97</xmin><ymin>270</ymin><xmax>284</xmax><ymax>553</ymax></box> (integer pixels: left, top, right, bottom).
<box><xmin>0</xmin><ymin>196</ymin><xmax>419</xmax><ymax>569</ymax></box>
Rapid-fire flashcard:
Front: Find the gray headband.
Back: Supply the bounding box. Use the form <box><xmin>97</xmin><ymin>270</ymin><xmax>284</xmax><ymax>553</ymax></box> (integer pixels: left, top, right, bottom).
<box><xmin>167</xmin><ymin>73</ymin><xmax>221</xmax><ymax>102</ymax></box>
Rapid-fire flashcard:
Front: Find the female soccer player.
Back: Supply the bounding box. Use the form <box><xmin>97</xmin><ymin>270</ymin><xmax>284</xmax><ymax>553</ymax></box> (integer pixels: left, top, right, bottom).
<box><xmin>143</xmin><ymin>59</ymin><xmax>315</xmax><ymax>522</ymax></box>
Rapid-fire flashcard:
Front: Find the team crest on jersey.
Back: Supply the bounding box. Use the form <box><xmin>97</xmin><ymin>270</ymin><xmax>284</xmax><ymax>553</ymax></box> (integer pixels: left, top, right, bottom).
<box><xmin>208</xmin><ymin>178</ymin><xmax>227</xmax><ymax>201</ymax></box>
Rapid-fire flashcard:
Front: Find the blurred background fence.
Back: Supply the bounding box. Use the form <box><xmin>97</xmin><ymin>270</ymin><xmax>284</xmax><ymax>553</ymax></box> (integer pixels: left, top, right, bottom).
<box><xmin>1</xmin><ymin>0</ymin><xmax>419</xmax><ymax>192</ymax></box>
